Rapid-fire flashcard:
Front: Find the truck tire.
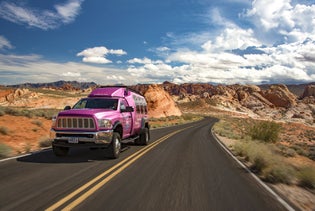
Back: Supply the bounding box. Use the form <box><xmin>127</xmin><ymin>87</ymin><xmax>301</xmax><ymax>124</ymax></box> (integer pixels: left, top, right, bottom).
<box><xmin>139</xmin><ymin>128</ymin><xmax>149</xmax><ymax>145</ymax></box>
<box><xmin>108</xmin><ymin>132</ymin><xmax>121</xmax><ymax>159</ymax></box>
<box><xmin>53</xmin><ymin>146</ymin><xmax>69</xmax><ymax>156</ymax></box>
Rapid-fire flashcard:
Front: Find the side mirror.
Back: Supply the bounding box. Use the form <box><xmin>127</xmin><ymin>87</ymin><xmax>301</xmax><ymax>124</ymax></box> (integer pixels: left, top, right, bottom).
<box><xmin>64</xmin><ymin>105</ymin><xmax>71</xmax><ymax>110</ymax></box>
<box><xmin>121</xmin><ymin>106</ymin><xmax>134</xmax><ymax>112</ymax></box>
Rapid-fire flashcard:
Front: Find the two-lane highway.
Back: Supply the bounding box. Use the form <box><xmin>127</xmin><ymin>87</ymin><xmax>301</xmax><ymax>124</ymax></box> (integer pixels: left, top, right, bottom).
<box><xmin>0</xmin><ymin>118</ymin><xmax>289</xmax><ymax>211</ymax></box>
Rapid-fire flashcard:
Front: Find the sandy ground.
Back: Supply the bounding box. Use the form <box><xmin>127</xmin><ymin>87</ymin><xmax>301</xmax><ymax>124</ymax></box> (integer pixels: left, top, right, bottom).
<box><xmin>0</xmin><ymin>115</ymin><xmax>51</xmax><ymax>154</ymax></box>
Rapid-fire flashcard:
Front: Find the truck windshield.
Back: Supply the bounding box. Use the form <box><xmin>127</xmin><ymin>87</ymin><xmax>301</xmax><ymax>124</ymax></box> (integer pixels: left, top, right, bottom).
<box><xmin>73</xmin><ymin>98</ymin><xmax>118</xmax><ymax>110</ymax></box>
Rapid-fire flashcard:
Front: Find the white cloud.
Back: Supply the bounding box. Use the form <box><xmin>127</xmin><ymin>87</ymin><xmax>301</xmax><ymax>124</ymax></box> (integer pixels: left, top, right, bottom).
<box><xmin>202</xmin><ymin>27</ymin><xmax>261</xmax><ymax>52</ymax></box>
<box><xmin>244</xmin><ymin>0</ymin><xmax>315</xmax><ymax>42</ymax></box>
<box><xmin>0</xmin><ymin>53</ymin><xmax>136</xmax><ymax>85</ymax></box>
<box><xmin>55</xmin><ymin>0</ymin><xmax>83</xmax><ymax>24</ymax></box>
<box><xmin>77</xmin><ymin>46</ymin><xmax>127</xmax><ymax>64</ymax></box>
<box><xmin>125</xmin><ymin>36</ymin><xmax>315</xmax><ymax>85</ymax></box>
<box><xmin>0</xmin><ymin>0</ymin><xmax>84</xmax><ymax>30</ymax></box>
<box><xmin>0</xmin><ymin>35</ymin><xmax>13</xmax><ymax>50</ymax></box>
<box><xmin>127</xmin><ymin>57</ymin><xmax>153</xmax><ymax>64</ymax></box>
<box><xmin>62</xmin><ymin>72</ymin><xmax>81</xmax><ymax>77</ymax></box>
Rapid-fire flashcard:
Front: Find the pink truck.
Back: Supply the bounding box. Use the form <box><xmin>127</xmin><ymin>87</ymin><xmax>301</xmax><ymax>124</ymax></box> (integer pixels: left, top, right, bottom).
<box><xmin>50</xmin><ymin>86</ymin><xmax>150</xmax><ymax>159</ymax></box>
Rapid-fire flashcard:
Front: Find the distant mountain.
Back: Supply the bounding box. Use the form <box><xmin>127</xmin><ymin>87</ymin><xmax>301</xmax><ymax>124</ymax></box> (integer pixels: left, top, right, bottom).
<box><xmin>7</xmin><ymin>80</ymin><xmax>315</xmax><ymax>98</ymax></box>
<box><xmin>8</xmin><ymin>80</ymin><xmax>97</xmax><ymax>90</ymax></box>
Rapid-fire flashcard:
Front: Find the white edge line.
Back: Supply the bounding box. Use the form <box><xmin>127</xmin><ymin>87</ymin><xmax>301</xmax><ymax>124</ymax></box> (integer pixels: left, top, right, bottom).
<box><xmin>211</xmin><ymin>128</ymin><xmax>295</xmax><ymax>211</ymax></box>
<box><xmin>0</xmin><ymin>148</ymin><xmax>52</xmax><ymax>163</ymax></box>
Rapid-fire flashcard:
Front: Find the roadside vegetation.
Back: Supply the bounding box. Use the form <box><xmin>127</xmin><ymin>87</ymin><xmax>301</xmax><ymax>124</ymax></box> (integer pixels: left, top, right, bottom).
<box><xmin>0</xmin><ymin>106</ymin><xmax>60</xmax><ymax>120</ymax></box>
<box><xmin>213</xmin><ymin>116</ymin><xmax>315</xmax><ymax>190</ymax></box>
<box><xmin>29</xmin><ymin>88</ymin><xmax>87</xmax><ymax>98</ymax></box>
<box><xmin>0</xmin><ymin>143</ymin><xmax>12</xmax><ymax>158</ymax></box>
<box><xmin>149</xmin><ymin>113</ymin><xmax>204</xmax><ymax>128</ymax></box>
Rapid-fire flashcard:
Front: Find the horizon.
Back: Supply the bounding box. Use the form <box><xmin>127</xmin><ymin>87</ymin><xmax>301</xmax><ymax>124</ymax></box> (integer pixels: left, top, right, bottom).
<box><xmin>2</xmin><ymin>79</ymin><xmax>315</xmax><ymax>87</ymax></box>
<box><xmin>0</xmin><ymin>0</ymin><xmax>315</xmax><ymax>85</ymax></box>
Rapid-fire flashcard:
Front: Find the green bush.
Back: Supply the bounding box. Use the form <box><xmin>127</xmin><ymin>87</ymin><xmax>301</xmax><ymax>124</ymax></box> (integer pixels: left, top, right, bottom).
<box><xmin>298</xmin><ymin>166</ymin><xmax>315</xmax><ymax>189</ymax></box>
<box><xmin>0</xmin><ymin>143</ymin><xmax>12</xmax><ymax>158</ymax></box>
<box><xmin>249</xmin><ymin>121</ymin><xmax>281</xmax><ymax>143</ymax></box>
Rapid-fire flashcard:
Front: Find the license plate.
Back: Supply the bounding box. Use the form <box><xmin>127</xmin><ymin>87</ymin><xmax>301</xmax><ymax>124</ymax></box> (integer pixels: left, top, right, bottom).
<box><xmin>68</xmin><ymin>137</ymin><xmax>79</xmax><ymax>144</ymax></box>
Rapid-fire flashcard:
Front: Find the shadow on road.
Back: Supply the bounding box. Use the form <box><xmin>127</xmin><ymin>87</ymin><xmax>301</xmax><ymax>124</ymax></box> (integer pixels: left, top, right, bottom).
<box><xmin>16</xmin><ymin>144</ymin><xmax>133</xmax><ymax>164</ymax></box>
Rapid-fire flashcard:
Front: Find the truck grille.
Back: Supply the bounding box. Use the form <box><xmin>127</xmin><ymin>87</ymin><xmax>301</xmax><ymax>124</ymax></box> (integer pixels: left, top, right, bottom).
<box><xmin>56</xmin><ymin>117</ymin><xmax>95</xmax><ymax>129</ymax></box>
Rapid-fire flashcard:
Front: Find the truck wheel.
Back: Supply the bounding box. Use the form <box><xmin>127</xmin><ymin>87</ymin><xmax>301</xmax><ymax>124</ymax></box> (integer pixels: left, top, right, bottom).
<box><xmin>53</xmin><ymin>146</ymin><xmax>69</xmax><ymax>156</ymax></box>
<box><xmin>108</xmin><ymin>132</ymin><xmax>121</xmax><ymax>159</ymax></box>
<box><xmin>139</xmin><ymin>128</ymin><xmax>149</xmax><ymax>145</ymax></box>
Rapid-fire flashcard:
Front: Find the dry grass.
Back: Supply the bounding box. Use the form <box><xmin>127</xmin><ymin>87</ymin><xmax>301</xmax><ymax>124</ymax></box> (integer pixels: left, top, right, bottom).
<box><xmin>213</xmin><ymin>115</ymin><xmax>315</xmax><ymax>188</ymax></box>
<box><xmin>0</xmin><ymin>143</ymin><xmax>12</xmax><ymax>158</ymax></box>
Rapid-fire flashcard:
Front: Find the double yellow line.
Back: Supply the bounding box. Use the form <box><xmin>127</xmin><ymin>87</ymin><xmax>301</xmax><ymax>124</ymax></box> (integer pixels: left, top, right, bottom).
<box><xmin>46</xmin><ymin>126</ymin><xmax>191</xmax><ymax>211</ymax></box>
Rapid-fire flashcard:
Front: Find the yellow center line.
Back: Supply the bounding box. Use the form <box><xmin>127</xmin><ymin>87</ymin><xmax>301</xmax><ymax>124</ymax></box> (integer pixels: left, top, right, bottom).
<box><xmin>46</xmin><ymin>126</ymin><xmax>192</xmax><ymax>211</ymax></box>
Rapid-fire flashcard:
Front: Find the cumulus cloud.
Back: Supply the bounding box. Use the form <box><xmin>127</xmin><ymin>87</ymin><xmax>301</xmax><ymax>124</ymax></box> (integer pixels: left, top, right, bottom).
<box><xmin>244</xmin><ymin>0</ymin><xmax>315</xmax><ymax>42</ymax></box>
<box><xmin>0</xmin><ymin>53</ymin><xmax>135</xmax><ymax>85</ymax></box>
<box><xmin>123</xmin><ymin>0</ymin><xmax>315</xmax><ymax>85</ymax></box>
<box><xmin>77</xmin><ymin>46</ymin><xmax>127</xmax><ymax>64</ymax></box>
<box><xmin>0</xmin><ymin>35</ymin><xmax>13</xmax><ymax>50</ymax></box>
<box><xmin>0</xmin><ymin>0</ymin><xmax>84</xmax><ymax>30</ymax></box>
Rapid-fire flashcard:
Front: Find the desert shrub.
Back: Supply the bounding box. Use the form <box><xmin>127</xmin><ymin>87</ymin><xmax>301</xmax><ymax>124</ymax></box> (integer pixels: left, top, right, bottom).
<box><xmin>0</xmin><ymin>143</ymin><xmax>12</xmax><ymax>158</ymax></box>
<box><xmin>234</xmin><ymin>141</ymin><xmax>272</xmax><ymax>171</ymax></box>
<box><xmin>31</xmin><ymin>120</ymin><xmax>43</xmax><ymax>127</ymax></box>
<box><xmin>291</xmin><ymin>144</ymin><xmax>308</xmax><ymax>157</ymax></box>
<box><xmin>234</xmin><ymin>140</ymin><xmax>295</xmax><ymax>183</ymax></box>
<box><xmin>297</xmin><ymin>166</ymin><xmax>315</xmax><ymax>189</ymax></box>
<box><xmin>3</xmin><ymin>107</ymin><xmax>21</xmax><ymax>116</ymax></box>
<box><xmin>0</xmin><ymin>126</ymin><xmax>9</xmax><ymax>135</ymax></box>
<box><xmin>204</xmin><ymin>98</ymin><xmax>218</xmax><ymax>106</ymax></box>
<box><xmin>38</xmin><ymin>136</ymin><xmax>52</xmax><ymax>148</ymax></box>
<box><xmin>233</xmin><ymin>141</ymin><xmax>249</xmax><ymax>158</ymax></box>
<box><xmin>182</xmin><ymin>113</ymin><xmax>194</xmax><ymax>121</ymax></box>
<box><xmin>263</xmin><ymin>163</ymin><xmax>295</xmax><ymax>184</ymax></box>
<box><xmin>277</xmin><ymin>145</ymin><xmax>297</xmax><ymax>157</ymax></box>
<box><xmin>23</xmin><ymin>143</ymin><xmax>32</xmax><ymax>153</ymax></box>
<box><xmin>213</xmin><ymin>119</ymin><xmax>232</xmax><ymax>137</ymax></box>
<box><xmin>0</xmin><ymin>106</ymin><xmax>60</xmax><ymax>119</ymax></box>
<box><xmin>249</xmin><ymin>121</ymin><xmax>281</xmax><ymax>143</ymax></box>
<box><xmin>179</xmin><ymin>99</ymin><xmax>206</xmax><ymax>109</ymax></box>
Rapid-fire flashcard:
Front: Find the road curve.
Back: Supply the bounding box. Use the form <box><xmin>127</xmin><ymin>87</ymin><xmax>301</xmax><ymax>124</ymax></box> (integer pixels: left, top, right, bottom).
<box><xmin>0</xmin><ymin>118</ymin><xmax>288</xmax><ymax>211</ymax></box>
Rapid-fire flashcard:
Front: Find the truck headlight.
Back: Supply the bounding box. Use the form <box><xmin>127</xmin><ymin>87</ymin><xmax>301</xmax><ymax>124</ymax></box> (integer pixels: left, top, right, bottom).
<box><xmin>51</xmin><ymin>116</ymin><xmax>57</xmax><ymax>127</ymax></box>
<box><xmin>98</xmin><ymin>119</ymin><xmax>112</xmax><ymax>128</ymax></box>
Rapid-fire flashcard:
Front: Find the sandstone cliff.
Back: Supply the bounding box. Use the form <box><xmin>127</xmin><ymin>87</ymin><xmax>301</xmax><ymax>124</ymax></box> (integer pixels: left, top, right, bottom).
<box><xmin>143</xmin><ymin>84</ymin><xmax>182</xmax><ymax>118</ymax></box>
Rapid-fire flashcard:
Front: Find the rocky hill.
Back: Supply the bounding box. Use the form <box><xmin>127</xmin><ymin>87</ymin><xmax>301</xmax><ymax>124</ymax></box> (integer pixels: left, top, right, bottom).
<box><xmin>131</xmin><ymin>82</ymin><xmax>315</xmax><ymax>125</ymax></box>
<box><xmin>1</xmin><ymin>81</ymin><xmax>314</xmax><ymax>124</ymax></box>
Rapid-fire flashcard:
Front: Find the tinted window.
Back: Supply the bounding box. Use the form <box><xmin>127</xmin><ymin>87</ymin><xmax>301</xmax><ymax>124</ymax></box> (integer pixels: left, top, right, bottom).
<box><xmin>73</xmin><ymin>98</ymin><xmax>118</xmax><ymax>110</ymax></box>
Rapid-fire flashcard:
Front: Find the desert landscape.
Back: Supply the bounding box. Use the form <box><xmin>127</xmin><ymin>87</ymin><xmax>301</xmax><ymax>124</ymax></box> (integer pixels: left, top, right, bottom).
<box><xmin>0</xmin><ymin>80</ymin><xmax>314</xmax><ymax>210</ymax></box>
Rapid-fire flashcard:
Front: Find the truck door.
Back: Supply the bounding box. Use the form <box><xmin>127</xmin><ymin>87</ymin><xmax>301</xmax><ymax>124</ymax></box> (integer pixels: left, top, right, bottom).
<box><xmin>120</xmin><ymin>100</ymin><xmax>132</xmax><ymax>138</ymax></box>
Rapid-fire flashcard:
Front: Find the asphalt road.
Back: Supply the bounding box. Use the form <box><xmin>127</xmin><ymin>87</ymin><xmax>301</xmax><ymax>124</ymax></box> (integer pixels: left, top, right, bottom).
<box><xmin>0</xmin><ymin>118</ymin><xmax>290</xmax><ymax>211</ymax></box>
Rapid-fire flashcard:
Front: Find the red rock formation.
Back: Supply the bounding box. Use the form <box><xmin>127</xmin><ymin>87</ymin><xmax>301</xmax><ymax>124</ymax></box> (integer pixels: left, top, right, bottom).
<box><xmin>144</xmin><ymin>84</ymin><xmax>182</xmax><ymax>118</ymax></box>
<box><xmin>261</xmin><ymin>84</ymin><xmax>297</xmax><ymax>108</ymax></box>
<box><xmin>302</xmin><ymin>85</ymin><xmax>315</xmax><ymax>98</ymax></box>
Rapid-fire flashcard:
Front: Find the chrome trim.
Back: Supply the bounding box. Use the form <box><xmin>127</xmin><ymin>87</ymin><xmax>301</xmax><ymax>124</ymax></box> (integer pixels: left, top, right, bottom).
<box><xmin>50</xmin><ymin>129</ymin><xmax>113</xmax><ymax>144</ymax></box>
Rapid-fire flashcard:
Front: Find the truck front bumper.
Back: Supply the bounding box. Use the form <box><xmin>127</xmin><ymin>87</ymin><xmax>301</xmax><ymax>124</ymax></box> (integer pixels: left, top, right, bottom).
<box><xmin>50</xmin><ymin>129</ymin><xmax>113</xmax><ymax>147</ymax></box>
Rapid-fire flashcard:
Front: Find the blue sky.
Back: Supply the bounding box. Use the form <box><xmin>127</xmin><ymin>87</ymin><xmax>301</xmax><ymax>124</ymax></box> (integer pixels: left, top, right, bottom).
<box><xmin>0</xmin><ymin>0</ymin><xmax>315</xmax><ymax>85</ymax></box>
